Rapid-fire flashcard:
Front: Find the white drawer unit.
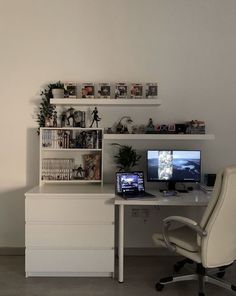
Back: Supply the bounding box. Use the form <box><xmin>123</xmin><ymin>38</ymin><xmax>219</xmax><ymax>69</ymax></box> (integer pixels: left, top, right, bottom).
<box><xmin>25</xmin><ymin>184</ymin><xmax>115</xmax><ymax>277</ymax></box>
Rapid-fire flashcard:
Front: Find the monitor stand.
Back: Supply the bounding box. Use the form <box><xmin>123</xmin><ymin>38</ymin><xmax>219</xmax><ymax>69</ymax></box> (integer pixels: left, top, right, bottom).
<box><xmin>159</xmin><ymin>181</ymin><xmax>188</xmax><ymax>193</ymax></box>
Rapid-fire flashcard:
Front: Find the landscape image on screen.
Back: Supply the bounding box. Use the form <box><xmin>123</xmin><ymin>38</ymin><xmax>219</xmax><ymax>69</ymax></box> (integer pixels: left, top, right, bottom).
<box><xmin>147</xmin><ymin>150</ymin><xmax>201</xmax><ymax>182</ymax></box>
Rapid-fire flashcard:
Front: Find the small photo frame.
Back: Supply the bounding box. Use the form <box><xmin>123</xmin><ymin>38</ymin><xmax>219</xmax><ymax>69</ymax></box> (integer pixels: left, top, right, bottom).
<box><xmin>97</xmin><ymin>83</ymin><xmax>111</xmax><ymax>98</ymax></box>
<box><xmin>64</xmin><ymin>82</ymin><xmax>77</xmax><ymax>98</ymax></box>
<box><xmin>81</xmin><ymin>83</ymin><xmax>95</xmax><ymax>98</ymax></box>
<box><xmin>115</xmin><ymin>83</ymin><xmax>128</xmax><ymax>99</ymax></box>
<box><xmin>130</xmin><ymin>83</ymin><xmax>143</xmax><ymax>98</ymax></box>
<box><xmin>145</xmin><ymin>83</ymin><xmax>158</xmax><ymax>98</ymax></box>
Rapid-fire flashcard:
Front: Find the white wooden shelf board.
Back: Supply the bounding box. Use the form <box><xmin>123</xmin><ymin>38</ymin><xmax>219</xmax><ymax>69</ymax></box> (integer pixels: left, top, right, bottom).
<box><xmin>42</xmin><ymin>148</ymin><xmax>102</xmax><ymax>152</ymax></box>
<box><xmin>42</xmin><ymin>180</ymin><xmax>102</xmax><ymax>184</ymax></box>
<box><xmin>103</xmin><ymin>134</ymin><xmax>215</xmax><ymax>140</ymax></box>
<box><xmin>41</xmin><ymin>127</ymin><xmax>102</xmax><ymax>131</ymax></box>
<box><xmin>51</xmin><ymin>98</ymin><xmax>162</xmax><ymax>106</ymax></box>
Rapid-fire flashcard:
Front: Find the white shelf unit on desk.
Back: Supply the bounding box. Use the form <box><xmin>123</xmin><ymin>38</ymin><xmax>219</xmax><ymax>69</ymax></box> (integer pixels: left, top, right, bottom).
<box><xmin>40</xmin><ymin>127</ymin><xmax>103</xmax><ymax>185</ymax></box>
<box><xmin>50</xmin><ymin>98</ymin><xmax>162</xmax><ymax>106</ymax></box>
<box><xmin>103</xmin><ymin>134</ymin><xmax>215</xmax><ymax>140</ymax></box>
<box><xmin>25</xmin><ymin>184</ymin><xmax>115</xmax><ymax>277</ymax></box>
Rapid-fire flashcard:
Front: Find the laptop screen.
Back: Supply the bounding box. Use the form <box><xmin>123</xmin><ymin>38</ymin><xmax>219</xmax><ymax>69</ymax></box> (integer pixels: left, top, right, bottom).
<box><xmin>116</xmin><ymin>171</ymin><xmax>145</xmax><ymax>195</ymax></box>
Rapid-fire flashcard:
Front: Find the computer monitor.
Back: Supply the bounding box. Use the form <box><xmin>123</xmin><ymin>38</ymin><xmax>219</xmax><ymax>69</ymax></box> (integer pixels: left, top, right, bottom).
<box><xmin>147</xmin><ymin>150</ymin><xmax>201</xmax><ymax>191</ymax></box>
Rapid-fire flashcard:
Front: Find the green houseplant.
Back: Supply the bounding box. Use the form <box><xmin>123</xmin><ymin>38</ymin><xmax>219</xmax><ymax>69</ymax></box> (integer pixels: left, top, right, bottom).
<box><xmin>50</xmin><ymin>81</ymin><xmax>64</xmax><ymax>98</ymax></box>
<box><xmin>111</xmin><ymin>143</ymin><xmax>141</xmax><ymax>171</ymax></box>
<box><xmin>36</xmin><ymin>82</ymin><xmax>63</xmax><ymax>134</ymax></box>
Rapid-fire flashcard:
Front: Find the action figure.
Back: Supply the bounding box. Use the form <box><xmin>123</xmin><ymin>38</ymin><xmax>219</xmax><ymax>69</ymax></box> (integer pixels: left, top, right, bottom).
<box><xmin>146</xmin><ymin>118</ymin><xmax>155</xmax><ymax>133</ymax></box>
<box><xmin>73</xmin><ymin>164</ymin><xmax>84</xmax><ymax>179</ymax></box>
<box><xmin>53</xmin><ymin>111</ymin><xmax>57</xmax><ymax>127</ymax></box>
<box><xmin>90</xmin><ymin>107</ymin><xmax>101</xmax><ymax>128</ymax></box>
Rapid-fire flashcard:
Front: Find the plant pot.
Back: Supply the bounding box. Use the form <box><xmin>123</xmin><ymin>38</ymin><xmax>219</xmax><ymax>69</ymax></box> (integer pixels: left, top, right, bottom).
<box><xmin>52</xmin><ymin>88</ymin><xmax>64</xmax><ymax>98</ymax></box>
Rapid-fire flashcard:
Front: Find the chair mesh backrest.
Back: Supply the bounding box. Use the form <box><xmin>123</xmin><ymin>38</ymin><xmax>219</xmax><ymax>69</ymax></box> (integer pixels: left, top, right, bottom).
<box><xmin>200</xmin><ymin>166</ymin><xmax>236</xmax><ymax>268</ymax></box>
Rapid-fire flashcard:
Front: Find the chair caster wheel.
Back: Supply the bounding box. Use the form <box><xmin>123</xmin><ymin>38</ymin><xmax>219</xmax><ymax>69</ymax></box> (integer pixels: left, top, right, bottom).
<box><xmin>217</xmin><ymin>271</ymin><xmax>225</xmax><ymax>278</ymax></box>
<box><xmin>155</xmin><ymin>282</ymin><xmax>164</xmax><ymax>291</ymax></box>
<box><xmin>199</xmin><ymin>293</ymin><xmax>205</xmax><ymax>296</ymax></box>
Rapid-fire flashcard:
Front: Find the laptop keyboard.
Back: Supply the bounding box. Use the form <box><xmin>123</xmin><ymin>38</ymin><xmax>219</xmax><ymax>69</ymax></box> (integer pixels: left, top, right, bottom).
<box><xmin>122</xmin><ymin>191</ymin><xmax>155</xmax><ymax>198</ymax></box>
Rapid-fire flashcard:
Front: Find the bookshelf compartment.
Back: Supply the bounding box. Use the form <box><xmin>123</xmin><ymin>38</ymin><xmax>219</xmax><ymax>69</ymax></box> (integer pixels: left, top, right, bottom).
<box><xmin>40</xmin><ymin>128</ymin><xmax>103</xmax><ymax>185</ymax></box>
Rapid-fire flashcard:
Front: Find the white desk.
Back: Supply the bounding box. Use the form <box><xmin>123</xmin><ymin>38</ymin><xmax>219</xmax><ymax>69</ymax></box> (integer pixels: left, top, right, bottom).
<box><xmin>115</xmin><ymin>189</ymin><xmax>211</xmax><ymax>283</ymax></box>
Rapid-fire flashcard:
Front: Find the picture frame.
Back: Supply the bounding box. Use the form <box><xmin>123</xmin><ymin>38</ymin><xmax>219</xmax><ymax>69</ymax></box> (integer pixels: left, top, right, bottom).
<box><xmin>115</xmin><ymin>83</ymin><xmax>128</xmax><ymax>99</ymax></box>
<box><xmin>130</xmin><ymin>83</ymin><xmax>143</xmax><ymax>98</ymax></box>
<box><xmin>97</xmin><ymin>83</ymin><xmax>111</xmax><ymax>98</ymax></box>
<box><xmin>145</xmin><ymin>83</ymin><xmax>158</xmax><ymax>98</ymax></box>
<box><xmin>83</xmin><ymin>153</ymin><xmax>101</xmax><ymax>180</ymax></box>
<box><xmin>64</xmin><ymin>82</ymin><xmax>77</xmax><ymax>98</ymax></box>
<box><xmin>81</xmin><ymin>83</ymin><xmax>95</xmax><ymax>98</ymax></box>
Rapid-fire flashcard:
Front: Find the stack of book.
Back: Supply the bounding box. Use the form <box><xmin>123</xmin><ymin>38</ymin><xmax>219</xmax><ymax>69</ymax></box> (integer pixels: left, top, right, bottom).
<box><xmin>199</xmin><ymin>183</ymin><xmax>214</xmax><ymax>193</ymax></box>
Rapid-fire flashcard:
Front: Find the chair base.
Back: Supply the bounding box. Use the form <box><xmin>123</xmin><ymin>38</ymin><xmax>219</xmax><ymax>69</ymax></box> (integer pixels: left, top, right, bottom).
<box><xmin>156</xmin><ymin>263</ymin><xmax>236</xmax><ymax>295</ymax></box>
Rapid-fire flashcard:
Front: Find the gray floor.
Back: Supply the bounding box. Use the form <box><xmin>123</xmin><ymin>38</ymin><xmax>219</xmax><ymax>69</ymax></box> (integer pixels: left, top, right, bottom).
<box><xmin>0</xmin><ymin>256</ymin><xmax>235</xmax><ymax>296</ymax></box>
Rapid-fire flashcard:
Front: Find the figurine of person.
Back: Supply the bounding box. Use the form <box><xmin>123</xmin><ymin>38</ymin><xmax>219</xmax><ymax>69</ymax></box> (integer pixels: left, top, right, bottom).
<box><xmin>53</xmin><ymin>111</ymin><xmax>57</xmax><ymax>127</ymax></box>
<box><xmin>66</xmin><ymin>107</ymin><xmax>75</xmax><ymax>126</ymax></box>
<box><xmin>147</xmin><ymin>118</ymin><xmax>154</xmax><ymax>129</ymax></box>
<box><xmin>74</xmin><ymin>164</ymin><xmax>84</xmax><ymax>179</ymax></box>
<box><xmin>90</xmin><ymin>107</ymin><xmax>101</xmax><ymax>128</ymax></box>
<box><xmin>146</xmin><ymin>118</ymin><xmax>155</xmax><ymax>133</ymax></box>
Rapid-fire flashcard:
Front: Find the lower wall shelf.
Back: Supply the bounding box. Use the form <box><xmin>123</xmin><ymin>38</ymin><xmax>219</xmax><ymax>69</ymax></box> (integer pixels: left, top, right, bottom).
<box><xmin>103</xmin><ymin>134</ymin><xmax>215</xmax><ymax>140</ymax></box>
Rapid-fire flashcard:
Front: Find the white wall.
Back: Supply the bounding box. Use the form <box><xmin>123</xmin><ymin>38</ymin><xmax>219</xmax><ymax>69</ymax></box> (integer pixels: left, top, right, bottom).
<box><xmin>0</xmin><ymin>0</ymin><xmax>236</xmax><ymax>248</ymax></box>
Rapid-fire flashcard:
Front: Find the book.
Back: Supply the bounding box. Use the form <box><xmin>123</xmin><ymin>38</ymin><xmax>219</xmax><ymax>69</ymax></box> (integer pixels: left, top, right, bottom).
<box><xmin>145</xmin><ymin>83</ymin><xmax>158</xmax><ymax>98</ymax></box>
<box><xmin>115</xmin><ymin>83</ymin><xmax>128</xmax><ymax>99</ymax></box>
<box><xmin>81</xmin><ymin>83</ymin><xmax>95</xmax><ymax>98</ymax></box>
<box><xmin>83</xmin><ymin>153</ymin><xmax>101</xmax><ymax>180</ymax></box>
<box><xmin>130</xmin><ymin>83</ymin><xmax>143</xmax><ymax>98</ymax></box>
<box><xmin>97</xmin><ymin>83</ymin><xmax>111</xmax><ymax>98</ymax></box>
<box><xmin>64</xmin><ymin>82</ymin><xmax>77</xmax><ymax>98</ymax></box>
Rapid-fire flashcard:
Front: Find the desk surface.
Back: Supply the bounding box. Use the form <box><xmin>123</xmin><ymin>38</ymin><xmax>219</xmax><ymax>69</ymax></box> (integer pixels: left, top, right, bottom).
<box><xmin>115</xmin><ymin>189</ymin><xmax>211</xmax><ymax>206</ymax></box>
<box><xmin>26</xmin><ymin>185</ymin><xmax>210</xmax><ymax>206</ymax></box>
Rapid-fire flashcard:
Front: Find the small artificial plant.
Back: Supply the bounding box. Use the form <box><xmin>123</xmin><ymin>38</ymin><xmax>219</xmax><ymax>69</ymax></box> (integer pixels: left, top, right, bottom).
<box><xmin>111</xmin><ymin>143</ymin><xmax>141</xmax><ymax>172</ymax></box>
<box><xmin>36</xmin><ymin>82</ymin><xmax>63</xmax><ymax>134</ymax></box>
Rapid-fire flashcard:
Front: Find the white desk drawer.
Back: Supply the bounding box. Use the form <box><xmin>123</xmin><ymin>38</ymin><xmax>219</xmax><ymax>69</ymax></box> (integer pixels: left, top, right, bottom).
<box><xmin>26</xmin><ymin>224</ymin><xmax>114</xmax><ymax>248</ymax></box>
<box><xmin>26</xmin><ymin>249</ymin><xmax>114</xmax><ymax>273</ymax></box>
<box><xmin>25</xmin><ymin>198</ymin><xmax>114</xmax><ymax>222</ymax></box>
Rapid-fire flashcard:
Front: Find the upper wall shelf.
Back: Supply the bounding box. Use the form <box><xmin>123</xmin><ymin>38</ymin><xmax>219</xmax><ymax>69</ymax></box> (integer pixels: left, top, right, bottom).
<box><xmin>50</xmin><ymin>98</ymin><xmax>162</xmax><ymax>106</ymax></box>
<box><xmin>103</xmin><ymin>134</ymin><xmax>215</xmax><ymax>140</ymax></box>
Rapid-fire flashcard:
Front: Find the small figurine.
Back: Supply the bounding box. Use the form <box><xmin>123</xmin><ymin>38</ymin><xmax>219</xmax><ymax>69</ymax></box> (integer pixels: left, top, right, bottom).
<box><xmin>90</xmin><ymin>107</ymin><xmax>101</xmax><ymax>128</ymax></box>
<box><xmin>73</xmin><ymin>164</ymin><xmax>84</xmax><ymax>179</ymax></box>
<box><xmin>66</xmin><ymin>107</ymin><xmax>75</xmax><ymax>126</ymax></box>
<box><xmin>146</xmin><ymin>118</ymin><xmax>155</xmax><ymax>134</ymax></box>
<box><xmin>115</xmin><ymin>116</ymin><xmax>133</xmax><ymax>134</ymax></box>
<box><xmin>53</xmin><ymin>111</ymin><xmax>57</xmax><ymax>127</ymax></box>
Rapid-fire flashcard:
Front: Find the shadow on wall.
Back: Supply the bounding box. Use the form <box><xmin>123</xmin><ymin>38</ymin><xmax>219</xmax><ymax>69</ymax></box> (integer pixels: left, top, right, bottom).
<box><xmin>0</xmin><ymin>187</ymin><xmax>26</xmax><ymax>248</ymax></box>
<box><xmin>26</xmin><ymin>128</ymin><xmax>39</xmax><ymax>187</ymax></box>
<box><xmin>0</xmin><ymin>129</ymin><xmax>39</xmax><ymax>251</ymax></box>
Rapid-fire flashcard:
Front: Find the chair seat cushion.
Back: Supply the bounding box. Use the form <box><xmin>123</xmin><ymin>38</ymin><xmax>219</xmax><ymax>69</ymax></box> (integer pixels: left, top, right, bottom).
<box><xmin>153</xmin><ymin>226</ymin><xmax>199</xmax><ymax>252</ymax></box>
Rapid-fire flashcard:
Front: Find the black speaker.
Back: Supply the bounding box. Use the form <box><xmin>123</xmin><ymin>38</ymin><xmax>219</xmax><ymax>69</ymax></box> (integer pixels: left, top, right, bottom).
<box><xmin>204</xmin><ymin>174</ymin><xmax>216</xmax><ymax>187</ymax></box>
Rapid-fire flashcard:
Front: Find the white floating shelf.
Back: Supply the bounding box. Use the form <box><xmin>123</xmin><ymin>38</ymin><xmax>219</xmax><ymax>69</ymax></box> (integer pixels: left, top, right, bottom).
<box><xmin>42</xmin><ymin>180</ymin><xmax>102</xmax><ymax>184</ymax></box>
<box><xmin>103</xmin><ymin>134</ymin><xmax>215</xmax><ymax>140</ymax></box>
<box><xmin>41</xmin><ymin>127</ymin><xmax>102</xmax><ymax>131</ymax></box>
<box><xmin>41</xmin><ymin>148</ymin><xmax>102</xmax><ymax>152</ymax></box>
<box><xmin>50</xmin><ymin>98</ymin><xmax>162</xmax><ymax>106</ymax></box>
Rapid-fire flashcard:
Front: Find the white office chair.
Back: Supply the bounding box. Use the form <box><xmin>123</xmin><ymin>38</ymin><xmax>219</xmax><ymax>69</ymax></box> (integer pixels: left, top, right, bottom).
<box><xmin>152</xmin><ymin>166</ymin><xmax>236</xmax><ymax>296</ymax></box>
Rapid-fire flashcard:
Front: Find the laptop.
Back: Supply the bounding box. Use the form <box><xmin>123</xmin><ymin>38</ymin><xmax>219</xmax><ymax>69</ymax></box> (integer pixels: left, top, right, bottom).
<box><xmin>116</xmin><ymin>171</ymin><xmax>154</xmax><ymax>198</ymax></box>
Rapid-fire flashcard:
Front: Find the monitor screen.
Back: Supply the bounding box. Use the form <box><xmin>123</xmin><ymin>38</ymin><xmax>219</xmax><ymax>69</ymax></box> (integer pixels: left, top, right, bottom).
<box><xmin>147</xmin><ymin>150</ymin><xmax>201</xmax><ymax>183</ymax></box>
<box><xmin>116</xmin><ymin>171</ymin><xmax>145</xmax><ymax>194</ymax></box>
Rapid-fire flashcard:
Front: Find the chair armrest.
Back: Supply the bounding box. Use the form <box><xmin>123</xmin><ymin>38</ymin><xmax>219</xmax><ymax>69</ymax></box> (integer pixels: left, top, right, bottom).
<box><xmin>162</xmin><ymin>216</ymin><xmax>207</xmax><ymax>252</ymax></box>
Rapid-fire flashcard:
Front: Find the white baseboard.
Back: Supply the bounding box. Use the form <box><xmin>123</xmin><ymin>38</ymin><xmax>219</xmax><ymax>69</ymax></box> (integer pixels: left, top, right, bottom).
<box><xmin>115</xmin><ymin>247</ymin><xmax>177</xmax><ymax>256</ymax></box>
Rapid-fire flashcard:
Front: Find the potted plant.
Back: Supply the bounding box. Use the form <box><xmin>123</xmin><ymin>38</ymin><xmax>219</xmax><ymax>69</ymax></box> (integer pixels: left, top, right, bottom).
<box><xmin>36</xmin><ymin>84</ymin><xmax>57</xmax><ymax>134</ymax></box>
<box><xmin>49</xmin><ymin>81</ymin><xmax>64</xmax><ymax>98</ymax></box>
<box><xmin>111</xmin><ymin>143</ymin><xmax>141</xmax><ymax>171</ymax></box>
